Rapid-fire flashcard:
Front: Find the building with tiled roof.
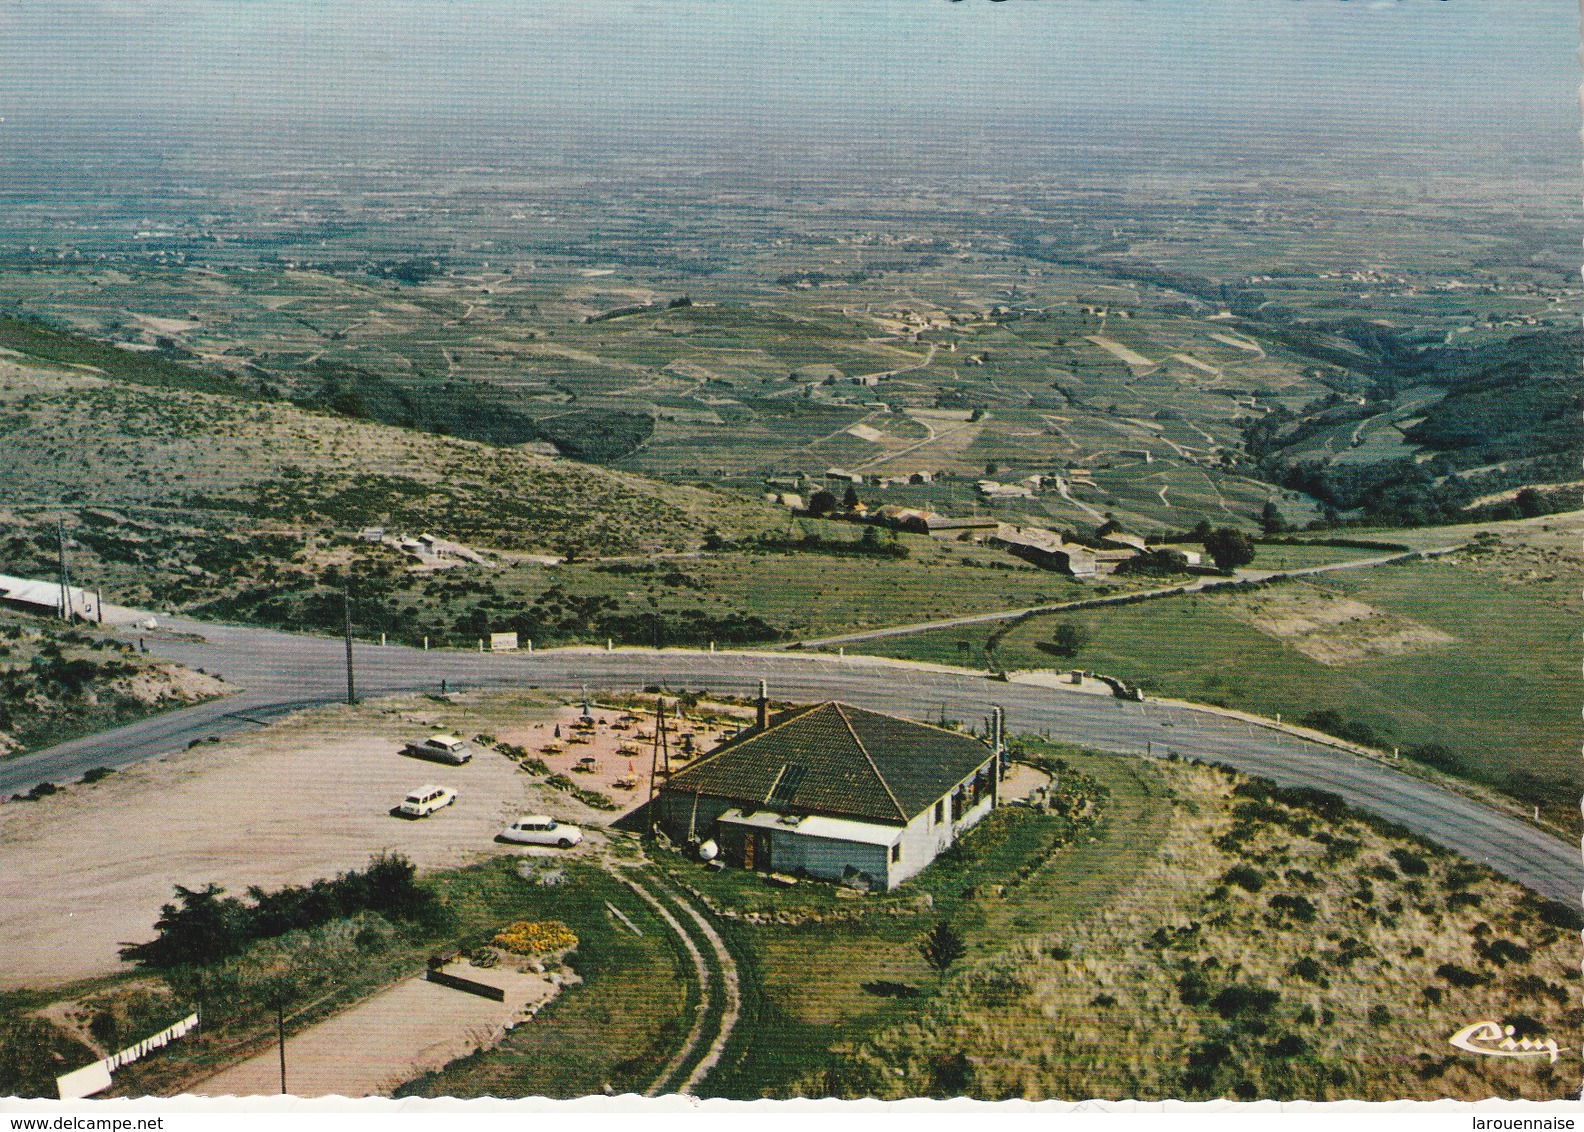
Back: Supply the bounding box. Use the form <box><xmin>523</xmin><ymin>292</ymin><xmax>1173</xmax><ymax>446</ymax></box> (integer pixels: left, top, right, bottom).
<box><xmin>655</xmin><ymin>699</ymin><xmax>1002</xmax><ymax>890</ymax></box>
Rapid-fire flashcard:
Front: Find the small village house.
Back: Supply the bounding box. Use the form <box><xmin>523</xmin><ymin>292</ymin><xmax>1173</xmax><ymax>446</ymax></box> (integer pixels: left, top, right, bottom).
<box><xmin>654</xmin><ymin>694</ymin><xmax>1004</xmax><ymax>890</ymax></box>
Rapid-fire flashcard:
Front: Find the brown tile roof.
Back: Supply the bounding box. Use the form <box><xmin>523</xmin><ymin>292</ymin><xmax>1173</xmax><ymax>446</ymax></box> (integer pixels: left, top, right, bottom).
<box><xmin>661</xmin><ymin>702</ymin><xmax>993</xmax><ymax>825</ymax></box>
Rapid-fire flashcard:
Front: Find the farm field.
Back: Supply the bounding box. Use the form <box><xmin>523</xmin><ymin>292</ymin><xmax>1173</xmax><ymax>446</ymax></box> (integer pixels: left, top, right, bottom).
<box><xmin>849</xmin><ymin>515</ymin><xmax>1582</xmax><ymax>830</ymax></box>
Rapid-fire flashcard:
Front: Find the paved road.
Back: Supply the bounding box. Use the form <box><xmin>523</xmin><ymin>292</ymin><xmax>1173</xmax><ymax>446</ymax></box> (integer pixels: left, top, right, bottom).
<box><xmin>5</xmin><ymin>616</ymin><xmax>1578</xmax><ymax>906</ymax></box>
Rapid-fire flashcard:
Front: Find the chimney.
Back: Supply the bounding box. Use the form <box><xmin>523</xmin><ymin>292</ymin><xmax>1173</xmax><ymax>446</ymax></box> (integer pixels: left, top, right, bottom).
<box><xmin>756</xmin><ymin>679</ymin><xmax>769</xmax><ymax>731</ymax></box>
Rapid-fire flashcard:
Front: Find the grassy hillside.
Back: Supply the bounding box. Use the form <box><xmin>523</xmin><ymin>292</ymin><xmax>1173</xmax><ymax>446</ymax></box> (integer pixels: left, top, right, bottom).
<box><xmin>817</xmin><ymin>750</ymin><xmax>1580</xmax><ymax>1101</ymax></box>
<box><xmin>0</xmin><ymin>616</ymin><xmax>226</xmax><ymax>767</ymax></box>
<box><xmin>0</xmin><ymin>359</ymin><xmax>778</xmax><ymax>611</ymax></box>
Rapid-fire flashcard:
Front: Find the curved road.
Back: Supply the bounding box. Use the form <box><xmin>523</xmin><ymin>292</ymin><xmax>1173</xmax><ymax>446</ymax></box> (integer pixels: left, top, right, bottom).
<box><xmin>4</xmin><ymin>617</ymin><xmax>1578</xmax><ymax>906</ymax></box>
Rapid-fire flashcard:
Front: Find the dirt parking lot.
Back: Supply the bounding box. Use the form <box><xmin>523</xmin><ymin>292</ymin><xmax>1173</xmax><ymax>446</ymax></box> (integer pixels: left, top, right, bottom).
<box><xmin>0</xmin><ymin>695</ymin><xmax>579</xmax><ymax>987</ymax></box>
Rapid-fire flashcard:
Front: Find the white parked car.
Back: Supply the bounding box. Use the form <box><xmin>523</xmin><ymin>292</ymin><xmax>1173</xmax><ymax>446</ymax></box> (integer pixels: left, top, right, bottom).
<box><xmin>402</xmin><ymin>733</ymin><xmax>474</xmax><ymax>765</ymax></box>
<box><xmin>400</xmin><ymin>784</ymin><xmax>457</xmax><ymax>818</ymax></box>
<box><xmin>500</xmin><ymin>815</ymin><xmax>583</xmax><ymax>848</ymax></box>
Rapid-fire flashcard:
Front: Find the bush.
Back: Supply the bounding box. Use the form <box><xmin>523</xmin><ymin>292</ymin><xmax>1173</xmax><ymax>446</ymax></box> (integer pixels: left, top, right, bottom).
<box><xmin>1390</xmin><ymin>848</ymin><xmax>1429</xmax><ymax>876</ymax></box>
<box><xmin>1476</xmin><ymin>938</ymin><xmax>1531</xmax><ymax>967</ymax></box>
<box><xmin>1536</xmin><ymin>900</ymin><xmax>1584</xmax><ymax>931</ymax></box>
<box><xmin>1436</xmin><ymin>963</ymin><xmax>1489</xmax><ymax>988</ymax></box>
<box><xmin>1290</xmin><ymin>957</ymin><xmax>1324</xmax><ymax>983</ymax></box>
<box><xmin>1210</xmin><ymin>984</ymin><xmax>1280</xmax><ymax>1019</ymax></box>
<box><xmin>1269</xmin><ymin>894</ymin><xmax>1317</xmax><ymax>923</ymax></box>
<box><xmin>1222</xmin><ymin>864</ymin><xmax>1266</xmax><ymax>893</ymax></box>
<box><xmin>1177</xmin><ymin>967</ymin><xmax>1212</xmax><ymax>1005</ymax></box>
<box><xmin>1367</xmin><ymin>1005</ymin><xmax>1392</xmax><ymax>1026</ymax></box>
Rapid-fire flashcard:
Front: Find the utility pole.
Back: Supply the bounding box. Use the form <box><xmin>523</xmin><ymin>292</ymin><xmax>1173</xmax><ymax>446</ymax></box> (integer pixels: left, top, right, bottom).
<box><xmin>276</xmin><ymin>998</ymin><xmax>287</xmax><ymax>1094</ymax></box>
<box><xmin>55</xmin><ymin>517</ymin><xmax>73</xmax><ymax>622</ymax></box>
<box><xmin>342</xmin><ymin>581</ymin><xmax>356</xmax><ymax>705</ymax></box>
<box><xmin>646</xmin><ymin>696</ymin><xmax>670</xmax><ymax>812</ymax></box>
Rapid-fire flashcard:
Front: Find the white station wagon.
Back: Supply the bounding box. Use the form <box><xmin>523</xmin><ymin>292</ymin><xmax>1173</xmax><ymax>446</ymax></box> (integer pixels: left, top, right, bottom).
<box><xmin>399</xmin><ymin>784</ymin><xmax>458</xmax><ymax>817</ymax></box>
<box><xmin>402</xmin><ymin>734</ymin><xmax>473</xmax><ymax>765</ymax></box>
<box><xmin>499</xmin><ymin>815</ymin><xmax>583</xmax><ymax>848</ymax></box>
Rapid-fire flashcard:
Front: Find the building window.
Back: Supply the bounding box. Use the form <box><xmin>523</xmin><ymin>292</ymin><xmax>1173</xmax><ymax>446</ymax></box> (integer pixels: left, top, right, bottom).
<box><xmin>934</xmin><ymin>799</ymin><xmax>945</xmax><ymax>825</ymax></box>
<box><xmin>891</xmin><ymin>843</ymin><xmax>901</xmax><ymax>863</ymax></box>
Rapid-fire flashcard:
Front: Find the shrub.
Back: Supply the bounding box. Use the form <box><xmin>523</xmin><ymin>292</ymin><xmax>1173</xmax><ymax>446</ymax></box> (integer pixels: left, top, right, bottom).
<box><xmin>1390</xmin><ymin>848</ymin><xmax>1429</xmax><ymax>876</ymax></box>
<box><xmin>1436</xmin><ymin>963</ymin><xmax>1489</xmax><ymax>988</ymax></box>
<box><xmin>1367</xmin><ymin>1005</ymin><xmax>1392</xmax><ymax>1026</ymax></box>
<box><xmin>1290</xmin><ymin>957</ymin><xmax>1324</xmax><ymax>983</ymax></box>
<box><xmin>1268</xmin><ymin>1032</ymin><xmax>1307</xmax><ymax>1058</ymax></box>
<box><xmin>1404</xmin><ymin>743</ymin><xmax>1465</xmax><ymax>773</ymax></box>
<box><xmin>1269</xmin><ymin>894</ymin><xmax>1317</xmax><ymax>923</ymax></box>
<box><xmin>1476</xmin><ymin>938</ymin><xmax>1530</xmax><ymax>967</ymax></box>
<box><xmin>1177</xmin><ymin>968</ymin><xmax>1212</xmax><ymax>1006</ymax></box>
<box><xmin>1210</xmin><ymin>984</ymin><xmax>1280</xmax><ymax>1019</ymax></box>
<box><xmin>1536</xmin><ymin>900</ymin><xmax>1584</xmax><ymax>931</ymax></box>
<box><xmin>120</xmin><ymin>853</ymin><xmax>437</xmax><ymax>969</ymax></box>
<box><xmin>1222</xmin><ymin>864</ymin><xmax>1266</xmax><ymax>893</ymax></box>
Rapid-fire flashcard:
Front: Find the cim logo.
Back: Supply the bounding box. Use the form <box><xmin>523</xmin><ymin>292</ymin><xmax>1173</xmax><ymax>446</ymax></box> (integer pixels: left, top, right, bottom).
<box><xmin>1449</xmin><ymin>1020</ymin><xmax>1566</xmax><ymax>1064</ymax></box>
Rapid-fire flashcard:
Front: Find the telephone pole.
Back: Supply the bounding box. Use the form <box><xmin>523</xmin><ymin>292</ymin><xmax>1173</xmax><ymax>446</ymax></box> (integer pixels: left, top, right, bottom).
<box><xmin>55</xmin><ymin>517</ymin><xmax>73</xmax><ymax>622</ymax></box>
<box><xmin>342</xmin><ymin>581</ymin><xmax>356</xmax><ymax>705</ymax></box>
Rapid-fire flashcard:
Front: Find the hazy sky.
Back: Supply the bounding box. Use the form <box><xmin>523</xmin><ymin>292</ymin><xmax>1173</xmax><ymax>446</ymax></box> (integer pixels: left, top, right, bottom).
<box><xmin>0</xmin><ymin>0</ymin><xmax>1577</xmax><ymax>173</ymax></box>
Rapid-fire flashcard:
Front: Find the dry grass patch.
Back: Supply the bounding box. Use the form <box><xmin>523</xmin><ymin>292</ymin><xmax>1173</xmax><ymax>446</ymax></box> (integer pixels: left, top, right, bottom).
<box><xmin>1215</xmin><ymin>582</ymin><xmax>1455</xmax><ymax>664</ymax></box>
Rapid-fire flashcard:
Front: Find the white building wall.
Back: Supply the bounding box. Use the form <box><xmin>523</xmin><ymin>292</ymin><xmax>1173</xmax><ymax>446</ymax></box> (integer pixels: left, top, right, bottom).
<box><xmin>887</xmin><ymin>756</ymin><xmax>997</xmax><ymax>888</ymax></box>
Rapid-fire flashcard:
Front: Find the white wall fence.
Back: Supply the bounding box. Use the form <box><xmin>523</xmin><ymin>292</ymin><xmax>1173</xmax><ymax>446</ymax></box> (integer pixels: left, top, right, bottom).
<box><xmin>55</xmin><ymin>1012</ymin><xmax>199</xmax><ymax>1100</ymax></box>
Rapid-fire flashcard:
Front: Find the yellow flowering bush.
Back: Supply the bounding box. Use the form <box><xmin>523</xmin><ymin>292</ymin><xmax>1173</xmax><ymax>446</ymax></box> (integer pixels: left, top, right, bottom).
<box><xmin>492</xmin><ymin>919</ymin><xmax>579</xmax><ymax>955</ymax></box>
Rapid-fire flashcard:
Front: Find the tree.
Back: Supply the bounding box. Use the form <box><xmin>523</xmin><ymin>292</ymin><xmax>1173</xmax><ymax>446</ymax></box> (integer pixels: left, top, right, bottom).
<box><xmin>1049</xmin><ymin>621</ymin><xmax>1091</xmax><ymax>657</ymax></box>
<box><xmin>806</xmin><ymin>489</ymin><xmax>838</xmax><ymax>517</ymax></box>
<box><xmin>918</xmin><ymin>919</ymin><xmax>967</xmax><ymax>979</ymax></box>
<box><xmin>1260</xmin><ymin>499</ymin><xmax>1288</xmax><ymax>534</ymax></box>
<box><xmin>842</xmin><ymin>484</ymin><xmax>860</xmax><ymax>510</ymax></box>
<box><xmin>120</xmin><ymin>883</ymin><xmax>245</xmax><ymax>970</ymax></box>
<box><xmin>984</xmin><ymin>461</ymin><xmax>998</xmax><ymax>476</ymax></box>
<box><xmin>1203</xmin><ymin>527</ymin><xmax>1256</xmax><ymax>570</ymax></box>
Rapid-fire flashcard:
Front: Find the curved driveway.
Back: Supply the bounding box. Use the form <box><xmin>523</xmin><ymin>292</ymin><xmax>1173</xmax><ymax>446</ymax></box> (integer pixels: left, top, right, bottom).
<box><xmin>4</xmin><ymin>617</ymin><xmax>1578</xmax><ymax>906</ymax></box>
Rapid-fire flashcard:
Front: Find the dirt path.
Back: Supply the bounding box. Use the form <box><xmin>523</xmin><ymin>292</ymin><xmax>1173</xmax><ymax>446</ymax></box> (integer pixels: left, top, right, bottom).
<box><xmin>667</xmin><ymin>889</ymin><xmax>740</xmax><ymax>1093</ymax></box>
<box><xmin>193</xmin><ymin>966</ymin><xmax>555</xmax><ymax>1098</ymax></box>
<box><xmin>619</xmin><ymin>874</ymin><xmax>712</xmax><ymax>1096</ymax></box>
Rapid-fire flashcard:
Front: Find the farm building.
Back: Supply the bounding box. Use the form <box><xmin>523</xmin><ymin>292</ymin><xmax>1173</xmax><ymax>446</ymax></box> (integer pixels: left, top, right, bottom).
<box><xmin>654</xmin><ymin>700</ymin><xmax>1002</xmax><ymax>890</ymax></box>
<box><xmin>987</xmin><ymin>526</ymin><xmax>1098</xmax><ymax>577</ymax></box>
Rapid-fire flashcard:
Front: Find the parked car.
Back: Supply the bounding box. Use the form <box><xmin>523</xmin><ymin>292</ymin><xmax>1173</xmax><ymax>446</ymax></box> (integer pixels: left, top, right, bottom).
<box><xmin>402</xmin><ymin>733</ymin><xmax>473</xmax><ymax>765</ymax></box>
<box><xmin>399</xmin><ymin>784</ymin><xmax>457</xmax><ymax>818</ymax></box>
<box><xmin>499</xmin><ymin>815</ymin><xmax>583</xmax><ymax>848</ymax></box>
